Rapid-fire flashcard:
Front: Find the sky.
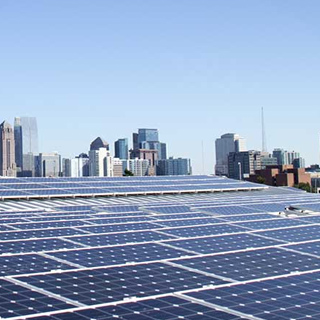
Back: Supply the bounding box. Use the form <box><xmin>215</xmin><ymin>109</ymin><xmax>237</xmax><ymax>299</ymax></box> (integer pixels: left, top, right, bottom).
<box><xmin>0</xmin><ymin>0</ymin><xmax>320</xmax><ymax>174</ymax></box>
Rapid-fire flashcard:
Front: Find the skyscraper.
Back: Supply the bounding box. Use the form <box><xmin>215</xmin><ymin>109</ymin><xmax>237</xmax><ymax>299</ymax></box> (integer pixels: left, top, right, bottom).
<box><xmin>90</xmin><ymin>137</ymin><xmax>109</xmax><ymax>151</ymax></box>
<box><xmin>159</xmin><ymin>142</ymin><xmax>167</xmax><ymax>160</ymax></box>
<box><xmin>138</xmin><ymin>129</ymin><xmax>159</xmax><ymax>144</ymax></box>
<box><xmin>14</xmin><ymin>117</ymin><xmax>38</xmax><ymax>176</ymax></box>
<box><xmin>114</xmin><ymin>138</ymin><xmax>128</xmax><ymax>160</ymax></box>
<box><xmin>131</xmin><ymin>128</ymin><xmax>167</xmax><ymax>162</ymax></box>
<box><xmin>272</xmin><ymin>148</ymin><xmax>286</xmax><ymax>165</ymax></box>
<box><xmin>215</xmin><ymin>133</ymin><xmax>246</xmax><ymax>176</ymax></box>
<box><xmin>35</xmin><ymin>153</ymin><xmax>60</xmax><ymax>177</ymax></box>
<box><xmin>228</xmin><ymin>150</ymin><xmax>261</xmax><ymax>180</ymax></box>
<box><xmin>71</xmin><ymin>153</ymin><xmax>89</xmax><ymax>177</ymax></box>
<box><xmin>0</xmin><ymin>121</ymin><xmax>16</xmax><ymax>177</ymax></box>
<box><xmin>89</xmin><ymin>137</ymin><xmax>113</xmax><ymax>177</ymax></box>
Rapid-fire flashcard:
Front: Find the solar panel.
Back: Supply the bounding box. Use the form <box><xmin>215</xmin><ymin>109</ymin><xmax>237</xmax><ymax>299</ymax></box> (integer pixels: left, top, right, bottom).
<box><xmin>0</xmin><ymin>175</ymin><xmax>319</xmax><ymax>319</ymax></box>
<box><xmin>187</xmin><ymin>271</ymin><xmax>320</xmax><ymax>320</ymax></box>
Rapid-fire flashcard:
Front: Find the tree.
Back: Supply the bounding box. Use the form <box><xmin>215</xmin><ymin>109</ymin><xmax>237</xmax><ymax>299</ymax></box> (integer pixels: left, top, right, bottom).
<box><xmin>256</xmin><ymin>176</ymin><xmax>266</xmax><ymax>185</ymax></box>
<box><xmin>294</xmin><ymin>182</ymin><xmax>311</xmax><ymax>193</ymax></box>
<box><xmin>123</xmin><ymin>169</ymin><xmax>134</xmax><ymax>176</ymax></box>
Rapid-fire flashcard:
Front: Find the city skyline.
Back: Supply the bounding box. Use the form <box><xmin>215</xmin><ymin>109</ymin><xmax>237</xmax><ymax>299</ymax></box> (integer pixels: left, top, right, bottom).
<box><xmin>0</xmin><ymin>116</ymin><xmax>314</xmax><ymax>176</ymax></box>
<box><xmin>1</xmin><ymin>1</ymin><xmax>320</xmax><ymax>173</ymax></box>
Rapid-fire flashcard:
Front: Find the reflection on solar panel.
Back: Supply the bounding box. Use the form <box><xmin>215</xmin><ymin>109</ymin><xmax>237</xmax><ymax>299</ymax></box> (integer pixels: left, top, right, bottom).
<box><xmin>0</xmin><ymin>175</ymin><xmax>320</xmax><ymax>319</ymax></box>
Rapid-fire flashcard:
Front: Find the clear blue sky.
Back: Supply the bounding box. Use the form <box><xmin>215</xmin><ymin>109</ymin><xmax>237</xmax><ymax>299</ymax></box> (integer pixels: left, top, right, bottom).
<box><xmin>1</xmin><ymin>0</ymin><xmax>319</xmax><ymax>174</ymax></box>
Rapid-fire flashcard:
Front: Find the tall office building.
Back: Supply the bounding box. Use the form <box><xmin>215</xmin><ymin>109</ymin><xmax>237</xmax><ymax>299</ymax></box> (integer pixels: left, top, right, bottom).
<box><xmin>89</xmin><ymin>137</ymin><xmax>113</xmax><ymax>177</ymax></box>
<box><xmin>215</xmin><ymin>133</ymin><xmax>246</xmax><ymax>176</ymax></box>
<box><xmin>287</xmin><ymin>151</ymin><xmax>300</xmax><ymax>165</ymax></box>
<box><xmin>138</xmin><ymin>129</ymin><xmax>159</xmax><ymax>144</ymax></box>
<box><xmin>273</xmin><ymin>149</ymin><xmax>301</xmax><ymax>166</ymax></box>
<box><xmin>272</xmin><ymin>148</ymin><xmax>287</xmax><ymax>165</ymax></box>
<box><xmin>132</xmin><ymin>133</ymin><xmax>139</xmax><ymax>151</ymax></box>
<box><xmin>228</xmin><ymin>150</ymin><xmax>261</xmax><ymax>180</ymax></box>
<box><xmin>62</xmin><ymin>158</ymin><xmax>71</xmax><ymax>177</ymax></box>
<box><xmin>35</xmin><ymin>153</ymin><xmax>60</xmax><ymax>177</ymax></box>
<box><xmin>261</xmin><ymin>152</ymin><xmax>278</xmax><ymax>169</ymax></box>
<box><xmin>131</xmin><ymin>128</ymin><xmax>167</xmax><ymax>171</ymax></box>
<box><xmin>89</xmin><ymin>148</ymin><xmax>113</xmax><ymax>177</ymax></box>
<box><xmin>71</xmin><ymin>153</ymin><xmax>89</xmax><ymax>177</ymax></box>
<box><xmin>90</xmin><ymin>137</ymin><xmax>109</xmax><ymax>151</ymax></box>
<box><xmin>159</xmin><ymin>142</ymin><xmax>167</xmax><ymax>160</ymax></box>
<box><xmin>0</xmin><ymin>121</ymin><xmax>16</xmax><ymax>177</ymax></box>
<box><xmin>114</xmin><ymin>138</ymin><xmax>128</xmax><ymax>160</ymax></box>
<box><xmin>14</xmin><ymin>117</ymin><xmax>38</xmax><ymax>177</ymax></box>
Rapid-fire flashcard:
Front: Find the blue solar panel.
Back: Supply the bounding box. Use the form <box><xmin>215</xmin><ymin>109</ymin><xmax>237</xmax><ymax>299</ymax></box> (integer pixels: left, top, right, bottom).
<box><xmin>187</xmin><ymin>272</ymin><xmax>320</xmax><ymax>320</ymax></box>
<box><xmin>176</xmin><ymin>247</ymin><xmax>320</xmax><ymax>281</ymax></box>
<box><xmin>78</xmin><ymin>222</ymin><xmax>159</xmax><ymax>234</ymax></box>
<box><xmin>16</xmin><ymin>262</ymin><xmax>227</xmax><ymax>306</ymax></box>
<box><xmin>0</xmin><ymin>238</ymin><xmax>83</xmax><ymax>254</ymax></box>
<box><xmin>162</xmin><ymin>224</ymin><xmax>246</xmax><ymax>237</ymax></box>
<box><xmin>166</xmin><ymin>233</ymin><xmax>283</xmax><ymax>254</ymax></box>
<box><xmin>0</xmin><ymin>279</ymin><xmax>73</xmax><ymax>318</ymax></box>
<box><xmin>0</xmin><ymin>254</ymin><xmax>73</xmax><ymax>276</ymax></box>
<box><xmin>11</xmin><ymin>220</ymin><xmax>90</xmax><ymax>230</ymax></box>
<box><xmin>255</xmin><ymin>225</ymin><xmax>320</xmax><ymax>242</ymax></box>
<box><xmin>66</xmin><ymin>230</ymin><xmax>175</xmax><ymax>247</ymax></box>
<box><xmin>145</xmin><ymin>205</ymin><xmax>192</xmax><ymax>214</ymax></box>
<box><xmin>200</xmin><ymin>206</ymin><xmax>260</xmax><ymax>215</ymax></box>
<box><xmin>155</xmin><ymin>217</ymin><xmax>224</xmax><ymax>227</ymax></box>
<box><xmin>234</xmin><ymin>218</ymin><xmax>309</xmax><ymax>230</ymax></box>
<box><xmin>99</xmin><ymin>205</ymin><xmax>141</xmax><ymax>212</ymax></box>
<box><xmin>48</xmin><ymin>243</ymin><xmax>194</xmax><ymax>267</ymax></box>
<box><xmin>284</xmin><ymin>241</ymin><xmax>320</xmax><ymax>257</ymax></box>
<box><xmin>217</xmin><ymin>213</ymin><xmax>277</xmax><ymax>222</ymax></box>
<box><xmin>0</xmin><ymin>176</ymin><xmax>319</xmax><ymax>320</ymax></box>
<box><xmin>0</xmin><ymin>227</ymin><xmax>88</xmax><ymax>241</ymax></box>
<box><xmin>241</xmin><ymin>203</ymin><xmax>288</xmax><ymax>212</ymax></box>
<box><xmin>29</xmin><ymin>296</ymin><xmax>242</xmax><ymax>320</ymax></box>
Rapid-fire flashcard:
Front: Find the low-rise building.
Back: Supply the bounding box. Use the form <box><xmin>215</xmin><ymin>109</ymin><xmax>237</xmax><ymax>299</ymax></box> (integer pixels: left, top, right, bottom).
<box><xmin>156</xmin><ymin>157</ymin><xmax>191</xmax><ymax>176</ymax></box>
<box><xmin>249</xmin><ymin>165</ymin><xmax>311</xmax><ymax>187</ymax></box>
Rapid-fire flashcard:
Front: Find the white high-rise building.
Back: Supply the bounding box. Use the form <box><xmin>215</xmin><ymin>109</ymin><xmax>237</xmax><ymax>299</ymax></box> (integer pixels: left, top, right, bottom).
<box><xmin>89</xmin><ymin>148</ymin><xmax>113</xmax><ymax>177</ymax></box>
<box><xmin>122</xmin><ymin>158</ymin><xmax>149</xmax><ymax>176</ymax></box>
<box><xmin>71</xmin><ymin>154</ymin><xmax>89</xmax><ymax>177</ymax></box>
<box><xmin>215</xmin><ymin>133</ymin><xmax>246</xmax><ymax>176</ymax></box>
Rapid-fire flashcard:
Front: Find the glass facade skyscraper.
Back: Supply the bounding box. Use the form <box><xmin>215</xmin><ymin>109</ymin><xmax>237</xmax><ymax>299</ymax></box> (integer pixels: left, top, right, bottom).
<box><xmin>14</xmin><ymin>117</ymin><xmax>38</xmax><ymax>176</ymax></box>
<box><xmin>138</xmin><ymin>129</ymin><xmax>159</xmax><ymax>144</ymax></box>
<box><xmin>114</xmin><ymin>138</ymin><xmax>128</xmax><ymax>160</ymax></box>
<box><xmin>215</xmin><ymin>133</ymin><xmax>246</xmax><ymax>176</ymax></box>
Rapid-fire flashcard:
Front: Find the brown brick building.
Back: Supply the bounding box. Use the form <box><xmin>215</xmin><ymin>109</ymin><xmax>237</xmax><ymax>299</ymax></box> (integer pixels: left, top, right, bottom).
<box><xmin>248</xmin><ymin>165</ymin><xmax>311</xmax><ymax>187</ymax></box>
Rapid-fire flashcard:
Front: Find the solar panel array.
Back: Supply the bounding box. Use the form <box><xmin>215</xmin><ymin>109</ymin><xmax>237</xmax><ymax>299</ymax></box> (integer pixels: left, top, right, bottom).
<box><xmin>0</xmin><ymin>175</ymin><xmax>265</xmax><ymax>200</ymax></box>
<box><xmin>0</xmin><ymin>176</ymin><xmax>319</xmax><ymax>319</ymax></box>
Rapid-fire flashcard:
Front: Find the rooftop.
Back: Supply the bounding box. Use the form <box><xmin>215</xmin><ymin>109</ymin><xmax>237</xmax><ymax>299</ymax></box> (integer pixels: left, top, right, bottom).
<box><xmin>0</xmin><ymin>176</ymin><xmax>319</xmax><ymax>319</ymax></box>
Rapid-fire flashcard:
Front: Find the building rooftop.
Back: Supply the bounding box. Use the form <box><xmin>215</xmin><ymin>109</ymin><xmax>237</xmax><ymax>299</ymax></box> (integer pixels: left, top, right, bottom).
<box><xmin>0</xmin><ymin>176</ymin><xmax>319</xmax><ymax>319</ymax></box>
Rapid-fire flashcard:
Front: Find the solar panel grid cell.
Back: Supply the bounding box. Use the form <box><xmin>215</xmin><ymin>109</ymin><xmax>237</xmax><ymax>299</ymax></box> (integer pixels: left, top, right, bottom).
<box><xmin>47</xmin><ymin>243</ymin><xmax>194</xmax><ymax>267</ymax></box>
<box><xmin>187</xmin><ymin>272</ymin><xmax>320</xmax><ymax>320</ymax></box>
<box><xmin>65</xmin><ymin>230</ymin><xmax>175</xmax><ymax>247</ymax></box>
<box><xmin>0</xmin><ymin>238</ymin><xmax>83</xmax><ymax>254</ymax></box>
<box><xmin>16</xmin><ymin>263</ymin><xmax>228</xmax><ymax>306</ymax></box>
<box><xmin>26</xmin><ymin>296</ymin><xmax>243</xmax><ymax>320</ymax></box>
<box><xmin>0</xmin><ymin>279</ymin><xmax>73</xmax><ymax>318</ymax></box>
